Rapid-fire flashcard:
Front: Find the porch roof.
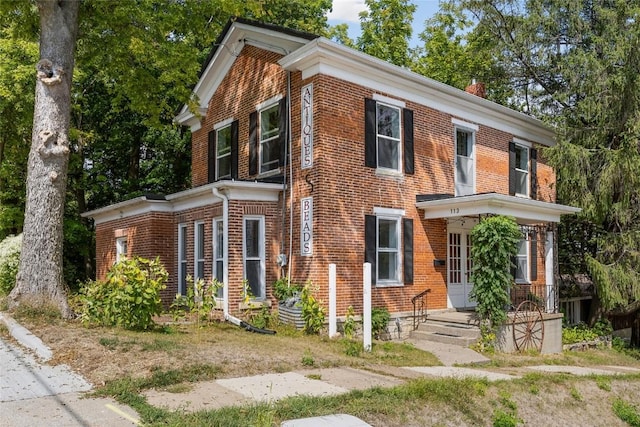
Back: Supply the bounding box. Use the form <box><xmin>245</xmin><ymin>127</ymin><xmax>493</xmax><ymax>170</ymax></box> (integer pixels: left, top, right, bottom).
<box><xmin>82</xmin><ymin>180</ymin><xmax>283</xmax><ymax>225</ymax></box>
<box><xmin>415</xmin><ymin>192</ymin><xmax>580</xmax><ymax>224</ymax></box>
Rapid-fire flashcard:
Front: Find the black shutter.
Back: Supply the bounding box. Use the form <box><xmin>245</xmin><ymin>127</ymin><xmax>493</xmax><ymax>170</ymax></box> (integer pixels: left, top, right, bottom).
<box><xmin>208</xmin><ymin>130</ymin><xmax>216</xmax><ymax>183</ymax></box>
<box><xmin>530</xmin><ymin>232</ymin><xmax>538</xmax><ymax>281</ymax></box>
<box><xmin>508</xmin><ymin>141</ymin><xmax>516</xmax><ymax>196</ymax></box>
<box><xmin>365</xmin><ymin>215</ymin><xmax>377</xmax><ymax>284</ymax></box>
<box><xmin>231</xmin><ymin>119</ymin><xmax>239</xmax><ymax>180</ymax></box>
<box><xmin>279</xmin><ymin>97</ymin><xmax>288</xmax><ymax>167</ymax></box>
<box><xmin>365</xmin><ymin>98</ymin><xmax>377</xmax><ymax>168</ymax></box>
<box><xmin>403</xmin><ymin>108</ymin><xmax>414</xmax><ymax>175</ymax></box>
<box><xmin>403</xmin><ymin>218</ymin><xmax>413</xmax><ymax>284</ymax></box>
<box><xmin>249</xmin><ymin>111</ymin><xmax>258</xmax><ymax>175</ymax></box>
<box><xmin>530</xmin><ymin>148</ymin><xmax>537</xmax><ymax>199</ymax></box>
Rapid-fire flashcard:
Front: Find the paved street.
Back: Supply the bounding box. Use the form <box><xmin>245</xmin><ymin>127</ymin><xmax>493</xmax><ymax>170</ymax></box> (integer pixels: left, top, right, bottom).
<box><xmin>0</xmin><ymin>337</ymin><xmax>139</xmax><ymax>426</ymax></box>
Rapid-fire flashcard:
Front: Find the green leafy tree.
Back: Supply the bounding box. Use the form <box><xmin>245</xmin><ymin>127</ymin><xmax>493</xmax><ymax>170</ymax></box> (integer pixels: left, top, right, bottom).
<box><xmin>469</xmin><ymin>216</ymin><xmax>521</xmax><ymax>331</ymax></box>
<box><xmin>458</xmin><ymin>0</ymin><xmax>640</xmax><ymax>332</ymax></box>
<box><xmin>357</xmin><ymin>0</ymin><xmax>417</xmax><ymax>68</ymax></box>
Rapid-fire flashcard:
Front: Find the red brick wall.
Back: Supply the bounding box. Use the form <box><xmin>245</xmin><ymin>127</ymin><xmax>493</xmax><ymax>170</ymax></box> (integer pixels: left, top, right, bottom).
<box><xmin>94</xmin><ymin>43</ymin><xmax>557</xmax><ymax>318</ymax></box>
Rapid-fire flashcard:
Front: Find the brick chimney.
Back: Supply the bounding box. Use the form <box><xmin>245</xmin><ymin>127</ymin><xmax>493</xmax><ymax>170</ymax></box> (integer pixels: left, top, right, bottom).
<box><xmin>465</xmin><ymin>79</ymin><xmax>486</xmax><ymax>98</ymax></box>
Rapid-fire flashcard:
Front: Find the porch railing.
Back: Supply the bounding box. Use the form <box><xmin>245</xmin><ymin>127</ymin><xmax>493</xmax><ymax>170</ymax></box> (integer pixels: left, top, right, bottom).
<box><xmin>411</xmin><ymin>288</ymin><xmax>431</xmax><ymax>330</ymax></box>
<box><xmin>509</xmin><ymin>283</ymin><xmax>559</xmax><ymax>314</ymax></box>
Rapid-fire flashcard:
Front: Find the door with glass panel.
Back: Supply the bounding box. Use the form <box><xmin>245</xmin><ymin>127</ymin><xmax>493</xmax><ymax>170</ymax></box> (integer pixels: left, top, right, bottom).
<box><xmin>448</xmin><ymin>228</ymin><xmax>476</xmax><ymax>309</ymax></box>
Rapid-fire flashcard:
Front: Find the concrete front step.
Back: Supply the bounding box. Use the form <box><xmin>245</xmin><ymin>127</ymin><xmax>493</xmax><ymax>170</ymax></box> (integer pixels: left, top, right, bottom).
<box><xmin>418</xmin><ymin>322</ymin><xmax>480</xmax><ymax>339</ymax></box>
<box><xmin>411</xmin><ymin>328</ymin><xmax>479</xmax><ymax>347</ymax></box>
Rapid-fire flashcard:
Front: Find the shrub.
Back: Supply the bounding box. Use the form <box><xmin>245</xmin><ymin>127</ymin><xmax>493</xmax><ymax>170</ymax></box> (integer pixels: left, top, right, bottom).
<box><xmin>343</xmin><ymin>305</ymin><xmax>356</xmax><ymax>339</ymax></box>
<box><xmin>300</xmin><ymin>281</ymin><xmax>325</xmax><ymax>335</ymax></box>
<box><xmin>272</xmin><ymin>277</ymin><xmax>302</xmax><ymax>302</ymax></box>
<box><xmin>79</xmin><ymin>257</ymin><xmax>167</xmax><ymax>330</ymax></box>
<box><xmin>0</xmin><ymin>234</ymin><xmax>21</xmax><ymax>295</ymax></box>
<box><xmin>170</xmin><ymin>276</ymin><xmax>220</xmax><ymax>322</ymax></box>
<box><xmin>371</xmin><ymin>307</ymin><xmax>391</xmax><ymax>339</ymax></box>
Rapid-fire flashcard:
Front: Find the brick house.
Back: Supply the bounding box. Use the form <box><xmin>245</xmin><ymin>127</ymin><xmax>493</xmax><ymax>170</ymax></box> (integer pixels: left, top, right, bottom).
<box><xmin>83</xmin><ymin>18</ymin><xmax>579</xmax><ymax>327</ymax></box>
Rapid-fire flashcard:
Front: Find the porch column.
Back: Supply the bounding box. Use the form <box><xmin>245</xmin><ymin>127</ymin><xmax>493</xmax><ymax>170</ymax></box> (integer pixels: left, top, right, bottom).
<box><xmin>545</xmin><ymin>230</ymin><xmax>555</xmax><ymax>313</ymax></box>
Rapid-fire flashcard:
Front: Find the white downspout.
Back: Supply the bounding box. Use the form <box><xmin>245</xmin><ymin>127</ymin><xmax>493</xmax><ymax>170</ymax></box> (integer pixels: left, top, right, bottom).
<box><xmin>286</xmin><ymin>70</ymin><xmax>294</xmax><ymax>282</ymax></box>
<box><xmin>212</xmin><ymin>186</ymin><xmax>229</xmax><ymax>319</ymax></box>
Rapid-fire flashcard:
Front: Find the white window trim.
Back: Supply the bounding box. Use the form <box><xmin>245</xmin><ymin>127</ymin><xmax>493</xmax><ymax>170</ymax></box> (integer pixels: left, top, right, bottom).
<box><xmin>373</xmin><ymin>93</ymin><xmax>405</xmax><ymax>108</ymax></box>
<box><xmin>115</xmin><ymin>237</ymin><xmax>128</xmax><ymax>263</ymax></box>
<box><xmin>213</xmin><ymin>117</ymin><xmax>235</xmax><ymax>130</ymax></box>
<box><xmin>243</xmin><ymin>216</ymin><xmax>266</xmax><ymax>300</ymax></box>
<box><xmin>216</xmin><ymin>124</ymin><xmax>232</xmax><ymax>180</ymax></box>
<box><xmin>451</xmin><ymin>118</ymin><xmax>479</xmax><ymax>132</ymax></box>
<box><xmin>255</xmin><ymin>94</ymin><xmax>283</xmax><ymax>112</ymax></box>
<box><xmin>194</xmin><ymin>221</ymin><xmax>205</xmax><ymax>282</ymax></box>
<box><xmin>178</xmin><ymin>223</ymin><xmax>188</xmax><ymax>295</ymax></box>
<box><xmin>258</xmin><ymin>102</ymin><xmax>281</xmax><ymax>175</ymax></box>
<box><xmin>514</xmin><ymin>143</ymin><xmax>530</xmax><ymax>198</ymax></box>
<box><xmin>213</xmin><ymin>217</ymin><xmax>225</xmax><ymax>301</ymax></box>
<box><xmin>375</xmin><ymin>101</ymin><xmax>403</xmax><ymax>173</ymax></box>
<box><xmin>376</xmin><ymin>213</ymin><xmax>403</xmax><ymax>287</ymax></box>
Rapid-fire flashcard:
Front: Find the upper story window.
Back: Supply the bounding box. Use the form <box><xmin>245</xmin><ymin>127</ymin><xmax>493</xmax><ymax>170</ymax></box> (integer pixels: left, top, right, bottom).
<box><xmin>365</xmin><ymin>97</ymin><xmax>414</xmax><ymax>175</ymax></box>
<box><xmin>216</xmin><ymin>125</ymin><xmax>232</xmax><ymax>180</ymax></box>
<box><xmin>509</xmin><ymin>141</ymin><xmax>537</xmax><ymax>199</ymax></box>
<box><xmin>260</xmin><ymin>104</ymin><xmax>281</xmax><ymax>173</ymax></box>
<box><xmin>208</xmin><ymin>119</ymin><xmax>238</xmax><ymax>183</ymax></box>
<box><xmin>453</xmin><ymin>120</ymin><xmax>477</xmax><ymax>196</ymax></box>
<box><xmin>249</xmin><ymin>97</ymin><xmax>287</xmax><ymax>176</ymax></box>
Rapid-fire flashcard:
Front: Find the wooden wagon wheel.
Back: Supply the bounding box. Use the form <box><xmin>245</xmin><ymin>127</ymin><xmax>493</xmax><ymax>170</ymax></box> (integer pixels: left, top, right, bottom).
<box><xmin>512</xmin><ymin>300</ymin><xmax>545</xmax><ymax>352</ymax></box>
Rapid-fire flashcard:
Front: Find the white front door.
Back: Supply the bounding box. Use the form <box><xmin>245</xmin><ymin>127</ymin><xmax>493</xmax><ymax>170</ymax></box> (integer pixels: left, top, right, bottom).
<box><xmin>448</xmin><ymin>227</ymin><xmax>476</xmax><ymax>309</ymax></box>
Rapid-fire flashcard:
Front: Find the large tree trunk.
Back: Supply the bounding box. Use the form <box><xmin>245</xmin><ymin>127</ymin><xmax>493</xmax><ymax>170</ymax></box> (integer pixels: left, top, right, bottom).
<box><xmin>9</xmin><ymin>0</ymin><xmax>79</xmax><ymax>317</ymax></box>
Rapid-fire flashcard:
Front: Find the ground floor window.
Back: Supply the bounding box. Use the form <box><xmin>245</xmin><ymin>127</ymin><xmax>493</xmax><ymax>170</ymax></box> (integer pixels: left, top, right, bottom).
<box><xmin>243</xmin><ymin>216</ymin><xmax>265</xmax><ymax>299</ymax></box>
<box><xmin>194</xmin><ymin>220</ymin><xmax>205</xmax><ymax>281</ymax></box>
<box><xmin>178</xmin><ymin>223</ymin><xmax>187</xmax><ymax>295</ymax></box>
<box><xmin>115</xmin><ymin>237</ymin><xmax>128</xmax><ymax>263</ymax></box>
<box><xmin>213</xmin><ymin>218</ymin><xmax>224</xmax><ymax>298</ymax></box>
<box><xmin>514</xmin><ymin>237</ymin><xmax>529</xmax><ymax>283</ymax></box>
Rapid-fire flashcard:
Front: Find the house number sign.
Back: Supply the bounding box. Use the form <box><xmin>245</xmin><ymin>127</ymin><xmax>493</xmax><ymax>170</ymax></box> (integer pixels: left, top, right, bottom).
<box><xmin>301</xmin><ymin>196</ymin><xmax>313</xmax><ymax>256</ymax></box>
<box><xmin>301</xmin><ymin>84</ymin><xmax>313</xmax><ymax>169</ymax></box>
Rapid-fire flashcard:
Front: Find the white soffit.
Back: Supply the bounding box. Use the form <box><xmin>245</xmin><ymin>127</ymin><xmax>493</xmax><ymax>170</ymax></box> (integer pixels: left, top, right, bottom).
<box><xmin>279</xmin><ymin>38</ymin><xmax>556</xmax><ymax>147</ymax></box>
<box><xmin>415</xmin><ymin>193</ymin><xmax>580</xmax><ymax>224</ymax></box>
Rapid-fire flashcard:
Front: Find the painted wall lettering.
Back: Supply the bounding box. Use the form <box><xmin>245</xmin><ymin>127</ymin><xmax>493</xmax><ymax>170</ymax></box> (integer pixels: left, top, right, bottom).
<box><xmin>301</xmin><ymin>196</ymin><xmax>313</xmax><ymax>256</ymax></box>
<box><xmin>301</xmin><ymin>84</ymin><xmax>313</xmax><ymax>169</ymax></box>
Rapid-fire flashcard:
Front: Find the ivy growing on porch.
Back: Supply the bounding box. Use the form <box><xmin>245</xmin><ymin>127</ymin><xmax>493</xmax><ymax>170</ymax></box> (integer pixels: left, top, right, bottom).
<box><xmin>469</xmin><ymin>215</ymin><xmax>521</xmax><ymax>343</ymax></box>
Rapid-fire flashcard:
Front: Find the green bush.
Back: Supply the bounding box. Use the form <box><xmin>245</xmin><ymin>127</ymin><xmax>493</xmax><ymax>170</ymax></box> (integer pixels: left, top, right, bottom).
<box><xmin>343</xmin><ymin>305</ymin><xmax>356</xmax><ymax>339</ymax></box>
<box><xmin>300</xmin><ymin>282</ymin><xmax>325</xmax><ymax>335</ymax></box>
<box><xmin>272</xmin><ymin>277</ymin><xmax>302</xmax><ymax>302</ymax></box>
<box><xmin>170</xmin><ymin>276</ymin><xmax>220</xmax><ymax>322</ymax></box>
<box><xmin>371</xmin><ymin>307</ymin><xmax>391</xmax><ymax>339</ymax></box>
<box><xmin>79</xmin><ymin>257</ymin><xmax>167</xmax><ymax>330</ymax></box>
<box><xmin>0</xmin><ymin>234</ymin><xmax>21</xmax><ymax>295</ymax></box>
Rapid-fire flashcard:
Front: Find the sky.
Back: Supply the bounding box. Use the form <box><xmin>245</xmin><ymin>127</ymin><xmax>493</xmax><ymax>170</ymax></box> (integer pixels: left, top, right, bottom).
<box><xmin>326</xmin><ymin>0</ymin><xmax>442</xmax><ymax>46</ymax></box>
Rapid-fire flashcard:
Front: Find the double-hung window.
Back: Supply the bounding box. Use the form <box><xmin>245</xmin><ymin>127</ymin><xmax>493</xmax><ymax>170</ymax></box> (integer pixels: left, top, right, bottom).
<box><xmin>260</xmin><ymin>104</ymin><xmax>280</xmax><ymax>173</ymax></box>
<box><xmin>115</xmin><ymin>237</ymin><xmax>128</xmax><ymax>263</ymax></box>
<box><xmin>514</xmin><ymin>237</ymin><xmax>529</xmax><ymax>283</ymax></box>
<box><xmin>512</xmin><ymin>227</ymin><xmax>538</xmax><ymax>284</ymax></box>
<box><xmin>376</xmin><ymin>103</ymin><xmax>402</xmax><ymax>171</ymax></box>
<box><xmin>453</xmin><ymin>120</ymin><xmax>477</xmax><ymax>196</ymax></box>
<box><xmin>216</xmin><ymin>125</ymin><xmax>232</xmax><ymax>180</ymax></box>
<box><xmin>213</xmin><ymin>218</ymin><xmax>224</xmax><ymax>298</ymax></box>
<box><xmin>365</xmin><ymin>97</ymin><xmax>414</xmax><ymax>175</ymax></box>
<box><xmin>249</xmin><ymin>97</ymin><xmax>287</xmax><ymax>176</ymax></box>
<box><xmin>365</xmin><ymin>208</ymin><xmax>413</xmax><ymax>287</ymax></box>
<box><xmin>377</xmin><ymin>216</ymin><xmax>401</xmax><ymax>283</ymax></box>
<box><xmin>194</xmin><ymin>221</ymin><xmax>205</xmax><ymax>282</ymax></box>
<box><xmin>509</xmin><ymin>141</ymin><xmax>537</xmax><ymax>199</ymax></box>
<box><xmin>178</xmin><ymin>224</ymin><xmax>187</xmax><ymax>295</ymax></box>
<box><xmin>243</xmin><ymin>217</ymin><xmax>265</xmax><ymax>299</ymax></box>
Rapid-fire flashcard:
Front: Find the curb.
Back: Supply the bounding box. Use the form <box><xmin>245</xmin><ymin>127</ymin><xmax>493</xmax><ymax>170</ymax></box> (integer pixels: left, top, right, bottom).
<box><xmin>0</xmin><ymin>312</ymin><xmax>53</xmax><ymax>361</ymax></box>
